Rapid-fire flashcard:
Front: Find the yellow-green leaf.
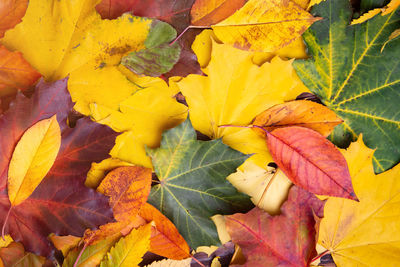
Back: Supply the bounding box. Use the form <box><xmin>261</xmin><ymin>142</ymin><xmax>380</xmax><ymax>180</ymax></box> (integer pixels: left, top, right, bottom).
<box><xmin>8</xmin><ymin>115</ymin><xmax>61</xmax><ymax>206</ymax></box>
<box><xmin>318</xmin><ymin>136</ymin><xmax>400</xmax><ymax>266</ymax></box>
<box><xmin>100</xmin><ymin>224</ymin><xmax>151</xmax><ymax>267</ymax></box>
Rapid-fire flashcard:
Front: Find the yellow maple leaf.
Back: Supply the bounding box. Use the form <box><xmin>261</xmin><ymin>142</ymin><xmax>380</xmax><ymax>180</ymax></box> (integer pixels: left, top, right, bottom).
<box><xmin>211</xmin><ymin>0</ymin><xmax>319</xmax><ymax>52</ymax></box>
<box><xmin>8</xmin><ymin>115</ymin><xmax>61</xmax><ymax>206</ymax></box>
<box><xmin>175</xmin><ymin>32</ymin><xmax>309</xmax><ymax>167</ymax></box>
<box><xmin>318</xmin><ymin>136</ymin><xmax>400</xmax><ymax>266</ymax></box>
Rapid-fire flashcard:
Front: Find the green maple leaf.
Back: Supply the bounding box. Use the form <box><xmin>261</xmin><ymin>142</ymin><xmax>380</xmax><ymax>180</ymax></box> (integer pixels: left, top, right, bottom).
<box><xmin>293</xmin><ymin>0</ymin><xmax>400</xmax><ymax>173</ymax></box>
<box><xmin>147</xmin><ymin>119</ymin><xmax>253</xmax><ymax>248</ymax></box>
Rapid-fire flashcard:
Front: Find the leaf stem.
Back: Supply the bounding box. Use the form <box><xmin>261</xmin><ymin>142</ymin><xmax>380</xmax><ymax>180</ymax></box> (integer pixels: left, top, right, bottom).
<box><xmin>257</xmin><ymin>168</ymin><xmax>278</xmax><ymax>206</ymax></box>
<box><xmin>169</xmin><ymin>25</ymin><xmax>212</xmax><ymax>46</ymax></box>
<box><xmin>1</xmin><ymin>206</ymin><xmax>13</xmax><ymax>240</ymax></box>
<box><xmin>311</xmin><ymin>249</ymin><xmax>329</xmax><ymax>264</ymax></box>
<box><xmin>73</xmin><ymin>243</ymin><xmax>88</xmax><ymax>267</ymax></box>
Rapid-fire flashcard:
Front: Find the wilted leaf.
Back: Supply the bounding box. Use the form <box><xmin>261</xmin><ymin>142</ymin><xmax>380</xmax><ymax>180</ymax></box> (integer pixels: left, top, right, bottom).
<box><xmin>8</xmin><ymin>115</ymin><xmax>60</xmax><ymax>206</ymax></box>
<box><xmin>83</xmin><ymin>73</ymin><xmax>187</xmax><ymax>168</ymax></box>
<box><xmin>252</xmin><ymin>100</ymin><xmax>342</xmax><ymax>137</ymax></box>
<box><xmin>147</xmin><ymin>119</ymin><xmax>253</xmax><ymax>248</ymax></box>
<box><xmin>139</xmin><ymin>203</ymin><xmax>190</xmax><ymax>260</ymax></box>
<box><xmin>95</xmin><ymin>0</ymin><xmax>201</xmax><ymax>77</ymax></box>
<box><xmin>293</xmin><ymin>0</ymin><xmax>400</xmax><ymax>172</ymax></box>
<box><xmin>212</xmin><ymin>0</ymin><xmax>319</xmax><ymax>52</ymax></box>
<box><xmin>190</xmin><ymin>0</ymin><xmax>247</xmax><ymax>25</ymax></box>
<box><xmin>0</xmin><ymin>80</ymin><xmax>117</xmax><ymax>257</ymax></box>
<box><xmin>227</xmin><ymin>161</ymin><xmax>292</xmax><ymax>214</ymax></box>
<box><xmin>98</xmin><ymin>166</ymin><xmax>152</xmax><ymax>221</ymax></box>
<box><xmin>0</xmin><ymin>242</ymin><xmax>45</xmax><ymax>267</ymax></box>
<box><xmin>176</xmin><ymin>36</ymin><xmax>308</xmax><ymax>167</ymax></box>
<box><xmin>0</xmin><ymin>0</ymin><xmax>27</xmax><ymax>38</ymax></box>
<box><xmin>0</xmin><ymin>45</ymin><xmax>41</xmax><ymax>97</ymax></box>
<box><xmin>318</xmin><ymin>136</ymin><xmax>400</xmax><ymax>266</ymax></box>
<box><xmin>100</xmin><ymin>224</ymin><xmax>151</xmax><ymax>267</ymax></box>
<box><xmin>226</xmin><ymin>186</ymin><xmax>325</xmax><ymax>267</ymax></box>
<box><xmin>265</xmin><ymin>126</ymin><xmax>356</xmax><ymax>199</ymax></box>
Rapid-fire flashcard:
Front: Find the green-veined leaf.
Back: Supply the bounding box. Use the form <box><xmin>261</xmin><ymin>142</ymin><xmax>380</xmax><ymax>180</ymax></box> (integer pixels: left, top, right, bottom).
<box><xmin>293</xmin><ymin>0</ymin><xmax>400</xmax><ymax>172</ymax></box>
<box><xmin>147</xmin><ymin>119</ymin><xmax>253</xmax><ymax>248</ymax></box>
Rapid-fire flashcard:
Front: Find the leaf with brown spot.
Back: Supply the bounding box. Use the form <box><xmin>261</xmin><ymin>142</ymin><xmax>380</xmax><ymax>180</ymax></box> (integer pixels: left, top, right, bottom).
<box><xmin>0</xmin><ymin>0</ymin><xmax>28</xmax><ymax>38</ymax></box>
<box><xmin>226</xmin><ymin>186</ymin><xmax>325</xmax><ymax>267</ymax></box>
<box><xmin>265</xmin><ymin>126</ymin><xmax>357</xmax><ymax>200</ymax></box>
<box><xmin>0</xmin><ymin>45</ymin><xmax>41</xmax><ymax>97</ymax></box>
<box><xmin>252</xmin><ymin>100</ymin><xmax>342</xmax><ymax>137</ymax></box>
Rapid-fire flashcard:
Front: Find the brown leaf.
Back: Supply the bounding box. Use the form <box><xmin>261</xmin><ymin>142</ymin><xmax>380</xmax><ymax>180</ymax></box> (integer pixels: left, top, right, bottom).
<box><xmin>0</xmin><ymin>242</ymin><xmax>45</xmax><ymax>267</ymax></box>
<box><xmin>265</xmin><ymin>126</ymin><xmax>357</xmax><ymax>200</ymax></box>
<box><xmin>252</xmin><ymin>100</ymin><xmax>342</xmax><ymax>137</ymax></box>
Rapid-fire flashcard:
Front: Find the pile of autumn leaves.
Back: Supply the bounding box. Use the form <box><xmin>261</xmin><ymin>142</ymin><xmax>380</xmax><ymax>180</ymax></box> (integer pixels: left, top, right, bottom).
<box><xmin>0</xmin><ymin>0</ymin><xmax>400</xmax><ymax>266</ymax></box>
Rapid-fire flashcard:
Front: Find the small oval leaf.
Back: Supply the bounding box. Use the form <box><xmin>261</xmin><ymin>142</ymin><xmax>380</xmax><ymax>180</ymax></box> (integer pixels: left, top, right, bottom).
<box><xmin>8</xmin><ymin>115</ymin><xmax>61</xmax><ymax>206</ymax></box>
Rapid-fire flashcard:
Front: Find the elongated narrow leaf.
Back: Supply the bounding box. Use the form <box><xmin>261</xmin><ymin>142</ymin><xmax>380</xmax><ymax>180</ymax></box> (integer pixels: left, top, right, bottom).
<box><xmin>293</xmin><ymin>0</ymin><xmax>400</xmax><ymax>172</ymax></box>
<box><xmin>266</xmin><ymin>126</ymin><xmax>356</xmax><ymax>199</ymax></box>
<box><xmin>8</xmin><ymin>115</ymin><xmax>61</xmax><ymax>206</ymax></box>
<box><xmin>190</xmin><ymin>0</ymin><xmax>247</xmax><ymax>25</ymax></box>
<box><xmin>147</xmin><ymin>119</ymin><xmax>253</xmax><ymax>248</ymax></box>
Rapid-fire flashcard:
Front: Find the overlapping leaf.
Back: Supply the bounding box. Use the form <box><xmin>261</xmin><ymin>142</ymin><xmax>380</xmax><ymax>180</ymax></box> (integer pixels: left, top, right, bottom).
<box><xmin>293</xmin><ymin>0</ymin><xmax>400</xmax><ymax>172</ymax></box>
<box><xmin>0</xmin><ymin>79</ymin><xmax>117</xmax><ymax>257</ymax></box>
<box><xmin>0</xmin><ymin>0</ymin><xmax>27</xmax><ymax>38</ymax></box>
<box><xmin>176</xmin><ymin>33</ymin><xmax>309</xmax><ymax>168</ymax></box>
<box><xmin>147</xmin><ymin>119</ymin><xmax>254</xmax><ymax>248</ymax></box>
<box><xmin>226</xmin><ymin>186</ymin><xmax>325</xmax><ymax>267</ymax></box>
<box><xmin>318</xmin><ymin>136</ymin><xmax>400</xmax><ymax>266</ymax></box>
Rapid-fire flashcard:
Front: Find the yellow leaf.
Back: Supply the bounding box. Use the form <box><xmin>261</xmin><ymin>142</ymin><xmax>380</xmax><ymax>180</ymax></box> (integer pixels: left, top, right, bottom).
<box><xmin>351</xmin><ymin>8</ymin><xmax>382</xmax><ymax>25</ymax></box>
<box><xmin>8</xmin><ymin>115</ymin><xmax>61</xmax><ymax>205</ymax></box>
<box><xmin>212</xmin><ymin>0</ymin><xmax>319</xmax><ymax>52</ymax></box>
<box><xmin>100</xmin><ymin>224</ymin><xmax>151</xmax><ymax>267</ymax></box>
<box><xmin>1</xmin><ymin>0</ymin><xmax>150</xmax><ymax>81</ymax></box>
<box><xmin>318</xmin><ymin>136</ymin><xmax>400</xmax><ymax>266</ymax></box>
<box><xmin>383</xmin><ymin>0</ymin><xmax>400</xmax><ymax>15</ymax></box>
<box><xmin>86</xmin><ymin>73</ymin><xmax>187</xmax><ymax>168</ymax></box>
<box><xmin>49</xmin><ymin>234</ymin><xmax>81</xmax><ymax>257</ymax></box>
<box><xmin>175</xmin><ymin>34</ymin><xmax>309</xmax><ymax>167</ymax></box>
<box><xmin>227</xmin><ymin>162</ymin><xmax>292</xmax><ymax>215</ymax></box>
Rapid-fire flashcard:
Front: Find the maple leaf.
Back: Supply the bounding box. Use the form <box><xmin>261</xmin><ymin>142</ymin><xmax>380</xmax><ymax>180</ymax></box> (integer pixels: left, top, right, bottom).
<box><xmin>226</xmin><ymin>186</ymin><xmax>325</xmax><ymax>267</ymax></box>
<box><xmin>175</xmin><ymin>34</ymin><xmax>309</xmax><ymax>168</ymax></box>
<box><xmin>0</xmin><ymin>0</ymin><xmax>27</xmax><ymax>38</ymax></box>
<box><xmin>0</xmin><ymin>79</ymin><xmax>117</xmax><ymax>257</ymax></box>
<box><xmin>211</xmin><ymin>0</ymin><xmax>319</xmax><ymax>52</ymax></box>
<box><xmin>317</xmin><ymin>136</ymin><xmax>400</xmax><ymax>266</ymax></box>
<box><xmin>100</xmin><ymin>224</ymin><xmax>151</xmax><ymax>267</ymax></box>
<box><xmin>0</xmin><ymin>242</ymin><xmax>45</xmax><ymax>267</ymax></box>
<box><xmin>95</xmin><ymin>0</ymin><xmax>201</xmax><ymax>78</ymax></box>
<box><xmin>147</xmin><ymin>118</ymin><xmax>253</xmax><ymax>248</ymax></box>
<box><xmin>0</xmin><ymin>45</ymin><xmax>41</xmax><ymax>97</ymax></box>
<box><xmin>88</xmin><ymin>75</ymin><xmax>187</xmax><ymax>168</ymax></box>
<box><xmin>293</xmin><ymin>0</ymin><xmax>400</xmax><ymax>173</ymax></box>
